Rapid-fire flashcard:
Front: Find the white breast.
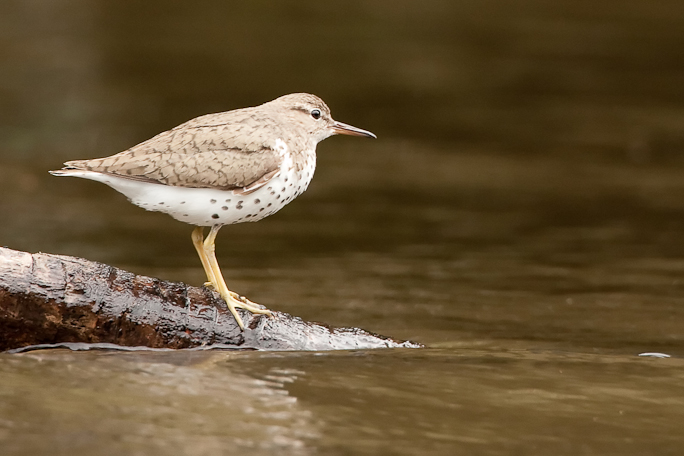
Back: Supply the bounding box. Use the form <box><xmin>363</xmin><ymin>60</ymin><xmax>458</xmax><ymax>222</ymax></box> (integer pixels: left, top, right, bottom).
<box><xmin>66</xmin><ymin>141</ymin><xmax>317</xmax><ymax>227</ymax></box>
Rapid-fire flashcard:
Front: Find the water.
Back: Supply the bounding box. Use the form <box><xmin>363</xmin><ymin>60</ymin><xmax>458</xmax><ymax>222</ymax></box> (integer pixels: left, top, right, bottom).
<box><xmin>2</xmin><ymin>349</ymin><xmax>683</xmax><ymax>455</ymax></box>
<box><xmin>1</xmin><ymin>1</ymin><xmax>684</xmax><ymax>454</ymax></box>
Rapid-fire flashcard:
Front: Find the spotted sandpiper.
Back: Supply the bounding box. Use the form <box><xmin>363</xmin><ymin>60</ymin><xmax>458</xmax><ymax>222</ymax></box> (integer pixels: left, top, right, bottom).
<box><xmin>50</xmin><ymin>93</ymin><xmax>376</xmax><ymax>330</ymax></box>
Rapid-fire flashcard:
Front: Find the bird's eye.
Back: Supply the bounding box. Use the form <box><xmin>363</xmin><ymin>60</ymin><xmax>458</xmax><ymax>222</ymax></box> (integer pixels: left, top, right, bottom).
<box><xmin>311</xmin><ymin>109</ymin><xmax>321</xmax><ymax>120</ymax></box>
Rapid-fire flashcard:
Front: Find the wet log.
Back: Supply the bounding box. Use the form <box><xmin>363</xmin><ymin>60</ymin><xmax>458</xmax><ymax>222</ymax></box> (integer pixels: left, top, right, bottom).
<box><xmin>0</xmin><ymin>247</ymin><xmax>420</xmax><ymax>352</ymax></box>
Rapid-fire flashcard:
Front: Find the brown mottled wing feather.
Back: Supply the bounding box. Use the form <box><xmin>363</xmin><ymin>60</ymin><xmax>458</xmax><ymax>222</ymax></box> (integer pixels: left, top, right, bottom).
<box><xmin>63</xmin><ymin>107</ymin><xmax>285</xmax><ymax>190</ymax></box>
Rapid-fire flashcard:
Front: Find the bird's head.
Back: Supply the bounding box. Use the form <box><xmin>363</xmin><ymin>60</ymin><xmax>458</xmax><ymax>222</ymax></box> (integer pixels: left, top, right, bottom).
<box><xmin>269</xmin><ymin>93</ymin><xmax>376</xmax><ymax>144</ymax></box>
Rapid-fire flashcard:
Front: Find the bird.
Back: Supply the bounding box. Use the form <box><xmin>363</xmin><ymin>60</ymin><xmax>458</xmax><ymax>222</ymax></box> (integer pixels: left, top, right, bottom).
<box><xmin>50</xmin><ymin>93</ymin><xmax>376</xmax><ymax>330</ymax></box>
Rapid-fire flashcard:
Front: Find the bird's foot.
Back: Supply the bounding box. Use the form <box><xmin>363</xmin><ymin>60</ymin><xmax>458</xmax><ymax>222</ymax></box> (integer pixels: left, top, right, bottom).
<box><xmin>227</xmin><ymin>291</ymin><xmax>273</xmax><ymax>315</ymax></box>
<box><xmin>203</xmin><ymin>282</ymin><xmax>271</xmax><ymax>330</ymax></box>
<box><xmin>220</xmin><ymin>291</ymin><xmax>272</xmax><ymax>331</ymax></box>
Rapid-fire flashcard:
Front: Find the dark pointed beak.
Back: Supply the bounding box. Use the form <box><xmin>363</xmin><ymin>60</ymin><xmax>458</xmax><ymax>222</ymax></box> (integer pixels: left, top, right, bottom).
<box><xmin>331</xmin><ymin>121</ymin><xmax>377</xmax><ymax>139</ymax></box>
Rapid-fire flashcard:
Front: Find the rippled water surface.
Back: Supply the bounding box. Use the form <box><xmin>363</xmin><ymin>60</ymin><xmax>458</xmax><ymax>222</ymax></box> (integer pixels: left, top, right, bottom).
<box><xmin>1</xmin><ymin>1</ymin><xmax>684</xmax><ymax>454</ymax></box>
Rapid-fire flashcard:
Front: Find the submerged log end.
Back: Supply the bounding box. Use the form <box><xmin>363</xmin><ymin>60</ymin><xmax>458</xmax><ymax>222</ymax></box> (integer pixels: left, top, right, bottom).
<box><xmin>0</xmin><ymin>247</ymin><xmax>421</xmax><ymax>352</ymax></box>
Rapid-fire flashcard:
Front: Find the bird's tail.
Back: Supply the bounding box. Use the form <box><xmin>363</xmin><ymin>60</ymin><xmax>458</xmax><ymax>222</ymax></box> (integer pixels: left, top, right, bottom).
<box><xmin>49</xmin><ymin>167</ymin><xmax>91</xmax><ymax>178</ymax></box>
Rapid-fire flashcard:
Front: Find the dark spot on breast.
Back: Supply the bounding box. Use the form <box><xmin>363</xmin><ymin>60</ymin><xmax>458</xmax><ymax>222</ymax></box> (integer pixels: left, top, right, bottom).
<box><xmin>181</xmin><ymin>201</ymin><xmax>186</xmax><ymax>204</ymax></box>
<box><xmin>281</xmin><ymin>187</ymin><xmax>286</xmax><ymax>192</ymax></box>
<box><xmin>159</xmin><ymin>202</ymin><xmax>164</xmax><ymax>205</ymax></box>
<box><xmin>259</xmin><ymin>208</ymin><xmax>264</xmax><ymax>212</ymax></box>
<box><xmin>225</xmin><ymin>199</ymin><xmax>231</xmax><ymax>203</ymax></box>
<box><xmin>236</xmin><ymin>201</ymin><xmax>243</xmax><ymax>209</ymax></box>
<box><xmin>284</xmin><ymin>178</ymin><xmax>288</xmax><ymax>182</ymax></box>
<box><xmin>183</xmin><ymin>214</ymin><xmax>189</xmax><ymax>217</ymax></box>
<box><xmin>222</xmin><ymin>206</ymin><xmax>228</xmax><ymax>210</ymax></box>
<box><xmin>270</xmin><ymin>191</ymin><xmax>275</xmax><ymax>195</ymax></box>
<box><xmin>254</xmin><ymin>199</ymin><xmax>260</xmax><ymax>204</ymax></box>
<box><xmin>267</xmin><ymin>203</ymin><xmax>272</xmax><ymax>207</ymax></box>
<box><xmin>212</xmin><ymin>214</ymin><xmax>219</xmax><ymax>219</ymax></box>
<box><xmin>267</xmin><ymin>187</ymin><xmax>272</xmax><ymax>191</ymax></box>
<box><xmin>276</xmin><ymin>195</ymin><xmax>280</xmax><ymax>199</ymax></box>
<box><xmin>210</xmin><ymin>199</ymin><xmax>217</xmax><ymax>204</ymax></box>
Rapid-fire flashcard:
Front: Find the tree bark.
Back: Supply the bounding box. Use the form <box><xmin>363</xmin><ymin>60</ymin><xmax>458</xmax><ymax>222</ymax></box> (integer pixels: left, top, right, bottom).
<box><xmin>0</xmin><ymin>247</ymin><xmax>420</xmax><ymax>352</ymax></box>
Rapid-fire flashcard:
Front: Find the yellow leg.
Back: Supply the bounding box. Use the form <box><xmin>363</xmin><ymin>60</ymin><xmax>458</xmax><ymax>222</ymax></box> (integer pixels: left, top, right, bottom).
<box><xmin>203</xmin><ymin>226</ymin><xmax>271</xmax><ymax>314</ymax></box>
<box><xmin>192</xmin><ymin>227</ymin><xmax>218</xmax><ymax>289</ymax></box>
<box><xmin>192</xmin><ymin>226</ymin><xmax>271</xmax><ymax>330</ymax></box>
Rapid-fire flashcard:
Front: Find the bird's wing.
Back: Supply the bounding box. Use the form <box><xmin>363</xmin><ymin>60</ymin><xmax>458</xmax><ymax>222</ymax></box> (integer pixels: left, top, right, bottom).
<box><xmin>61</xmin><ymin>111</ymin><xmax>286</xmax><ymax>190</ymax></box>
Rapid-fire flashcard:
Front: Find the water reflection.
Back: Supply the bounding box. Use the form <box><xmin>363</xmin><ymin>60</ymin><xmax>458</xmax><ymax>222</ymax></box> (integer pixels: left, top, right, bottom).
<box><xmin>0</xmin><ymin>351</ymin><xmax>318</xmax><ymax>455</ymax></box>
<box><xmin>1</xmin><ymin>341</ymin><xmax>683</xmax><ymax>455</ymax></box>
<box><xmin>255</xmin><ymin>349</ymin><xmax>684</xmax><ymax>455</ymax></box>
